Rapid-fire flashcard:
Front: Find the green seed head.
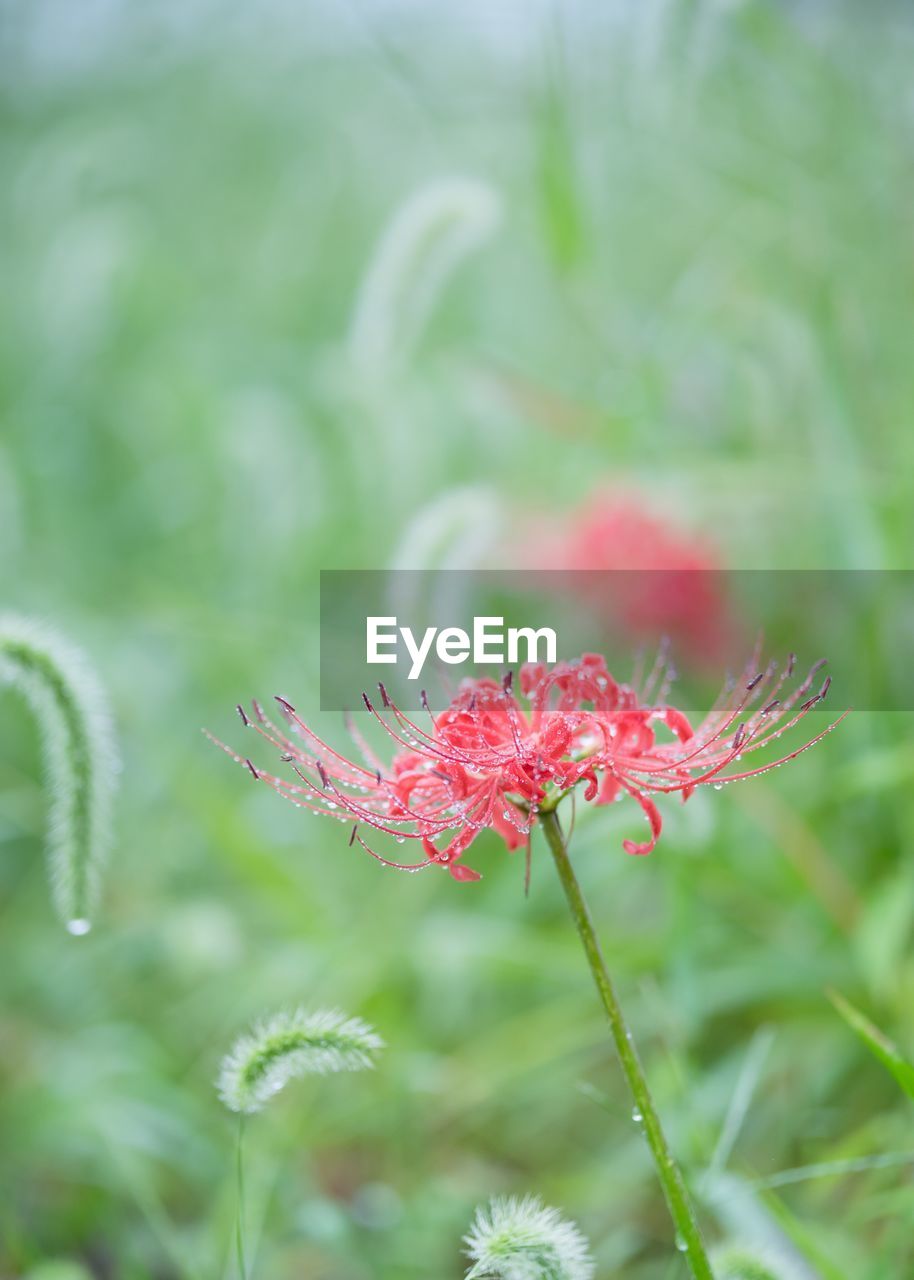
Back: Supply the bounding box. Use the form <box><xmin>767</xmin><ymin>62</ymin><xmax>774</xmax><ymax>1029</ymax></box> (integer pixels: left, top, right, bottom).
<box><xmin>463</xmin><ymin>1196</ymin><xmax>594</xmax><ymax>1280</ymax></box>
<box><xmin>217</xmin><ymin>1008</ymin><xmax>384</xmax><ymax>1114</ymax></box>
<box><xmin>0</xmin><ymin>614</ymin><xmax>118</xmax><ymax>931</ymax></box>
<box><xmin>712</xmin><ymin>1244</ymin><xmax>787</xmax><ymax>1280</ymax></box>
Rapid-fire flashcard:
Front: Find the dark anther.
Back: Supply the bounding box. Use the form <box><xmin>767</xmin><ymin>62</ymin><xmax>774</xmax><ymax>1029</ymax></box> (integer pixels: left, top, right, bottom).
<box><xmin>245</xmin><ymin>758</ymin><xmax>259</xmax><ymax>779</ymax></box>
<box><xmin>761</xmin><ymin>699</ymin><xmax>781</xmax><ymax>716</ymax></box>
<box><xmin>733</xmin><ymin>723</ymin><xmax>747</xmax><ymax>752</ymax></box>
<box><xmin>378</xmin><ymin>682</ymin><xmax>391</xmax><ymax>708</ymax></box>
<box><xmin>787</xmin><ymin>652</ymin><xmax>797</xmax><ymax>676</ymax></box>
<box><xmin>820</xmin><ymin>675</ymin><xmax>831</xmax><ymax>700</ymax></box>
<box><xmin>375</xmin><ymin>769</ymin><xmax>383</xmax><ymax>785</ymax></box>
<box><xmin>362</xmin><ymin>692</ymin><xmax>374</xmax><ymax>713</ymax></box>
<box><xmin>420</xmin><ymin>689</ymin><xmax>431</xmax><ymax>713</ymax></box>
<box><xmin>746</xmin><ymin>672</ymin><xmax>765</xmax><ymax>691</ymax></box>
<box><xmin>349</xmin><ymin>824</ymin><xmax>358</xmax><ymax>847</ymax></box>
<box><xmin>502</xmin><ymin>670</ymin><xmax>514</xmax><ymax>694</ymax></box>
<box><xmin>800</xmin><ymin>695</ymin><xmax>820</xmax><ymax>712</ymax></box>
<box><xmin>275</xmin><ymin>695</ymin><xmax>295</xmax><ymax>714</ymax></box>
<box><xmin>236</xmin><ymin>704</ymin><xmax>249</xmax><ymax>726</ymax></box>
<box><xmin>316</xmin><ymin>760</ymin><xmax>330</xmax><ymax>788</ymax></box>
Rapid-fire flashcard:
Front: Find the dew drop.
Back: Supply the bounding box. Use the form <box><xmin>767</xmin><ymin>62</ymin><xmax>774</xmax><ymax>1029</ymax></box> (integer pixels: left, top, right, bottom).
<box><xmin>713</xmin><ymin>782</ymin><xmax>723</xmax><ymax>791</ymax></box>
<box><xmin>67</xmin><ymin>918</ymin><xmax>91</xmax><ymax>937</ymax></box>
<box><xmin>395</xmin><ymin>836</ymin><xmax>405</xmax><ymax>844</ymax></box>
<box><xmin>632</xmin><ymin>1107</ymin><xmax>643</xmax><ymax>1123</ymax></box>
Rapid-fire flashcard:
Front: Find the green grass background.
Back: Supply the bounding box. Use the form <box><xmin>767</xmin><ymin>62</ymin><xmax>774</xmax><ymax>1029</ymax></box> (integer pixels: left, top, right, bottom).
<box><xmin>1</xmin><ymin>1</ymin><xmax>913</xmax><ymax>1276</ymax></box>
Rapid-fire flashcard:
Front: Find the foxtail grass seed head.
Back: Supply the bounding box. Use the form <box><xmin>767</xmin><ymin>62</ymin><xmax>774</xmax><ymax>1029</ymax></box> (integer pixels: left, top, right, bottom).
<box><xmin>217</xmin><ymin>1008</ymin><xmax>384</xmax><ymax>1114</ymax></box>
<box><xmin>0</xmin><ymin>614</ymin><xmax>118</xmax><ymax>932</ymax></box>
<box><xmin>711</xmin><ymin>1246</ymin><xmax>785</xmax><ymax>1280</ymax></box>
<box><xmin>349</xmin><ymin>175</ymin><xmax>501</xmax><ymax>378</ymax></box>
<box><xmin>389</xmin><ymin>486</ymin><xmax>501</xmax><ymax>577</ymax></box>
<box><xmin>463</xmin><ymin>1196</ymin><xmax>594</xmax><ymax>1280</ymax></box>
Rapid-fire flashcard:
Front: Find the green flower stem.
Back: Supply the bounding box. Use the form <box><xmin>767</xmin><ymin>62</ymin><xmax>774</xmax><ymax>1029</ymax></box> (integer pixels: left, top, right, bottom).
<box><xmin>236</xmin><ymin>1115</ymin><xmax>248</xmax><ymax>1280</ymax></box>
<box><xmin>540</xmin><ymin>807</ymin><xmax>713</xmax><ymax>1280</ymax></box>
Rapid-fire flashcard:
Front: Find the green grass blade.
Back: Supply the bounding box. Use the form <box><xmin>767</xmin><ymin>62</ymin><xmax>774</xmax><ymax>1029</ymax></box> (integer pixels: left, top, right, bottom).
<box><xmin>827</xmin><ymin>988</ymin><xmax>914</xmax><ymax>1100</ymax></box>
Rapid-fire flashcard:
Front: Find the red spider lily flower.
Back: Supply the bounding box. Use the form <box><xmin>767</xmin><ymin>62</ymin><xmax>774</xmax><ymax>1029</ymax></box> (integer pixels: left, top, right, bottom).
<box><xmin>522</xmin><ymin>491</ymin><xmax>734</xmax><ymax>662</ymax></box>
<box><xmin>209</xmin><ymin>649</ymin><xmax>847</xmax><ymax>883</ymax></box>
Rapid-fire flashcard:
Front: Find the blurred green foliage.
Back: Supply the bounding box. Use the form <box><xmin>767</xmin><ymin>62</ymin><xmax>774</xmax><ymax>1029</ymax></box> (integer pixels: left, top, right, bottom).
<box><xmin>1</xmin><ymin>1</ymin><xmax>913</xmax><ymax>1277</ymax></box>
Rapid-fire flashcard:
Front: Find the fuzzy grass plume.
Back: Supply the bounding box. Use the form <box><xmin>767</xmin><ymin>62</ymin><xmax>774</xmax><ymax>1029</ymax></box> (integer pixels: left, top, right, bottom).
<box><xmin>463</xmin><ymin>1196</ymin><xmax>594</xmax><ymax>1280</ymax></box>
<box><xmin>217</xmin><ymin>1008</ymin><xmax>384</xmax><ymax>1114</ymax></box>
<box><xmin>711</xmin><ymin>1247</ymin><xmax>784</xmax><ymax>1280</ymax></box>
<box><xmin>349</xmin><ymin>175</ymin><xmax>501</xmax><ymax>378</ymax></box>
<box><xmin>0</xmin><ymin>614</ymin><xmax>118</xmax><ymax>933</ymax></box>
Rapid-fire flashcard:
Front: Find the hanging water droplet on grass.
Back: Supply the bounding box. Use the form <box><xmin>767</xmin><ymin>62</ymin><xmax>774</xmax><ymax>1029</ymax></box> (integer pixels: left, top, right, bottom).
<box><xmin>632</xmin><ymin>1107</ymin><xmax>643</xmax><ymax>1123</ymax></box>
<box><xmin>67</xmin><ymin>917</ymin><xmax>91</xmax><ymax>936</ymax></box>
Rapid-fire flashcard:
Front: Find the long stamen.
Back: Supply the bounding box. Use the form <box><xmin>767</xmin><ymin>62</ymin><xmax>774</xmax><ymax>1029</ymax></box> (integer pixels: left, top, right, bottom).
<box><xmin>214</xmin><ymin>645</ymin><xmax>845</xmax><ymax>877</ymax></box>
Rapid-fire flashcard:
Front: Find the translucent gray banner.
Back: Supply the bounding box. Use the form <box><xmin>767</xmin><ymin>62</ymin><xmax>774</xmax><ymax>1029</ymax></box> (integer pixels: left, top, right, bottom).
<box><xmin>319</xmin><ymin>570</ymin><xmax>914</xmax><ymax>712</ymax></box>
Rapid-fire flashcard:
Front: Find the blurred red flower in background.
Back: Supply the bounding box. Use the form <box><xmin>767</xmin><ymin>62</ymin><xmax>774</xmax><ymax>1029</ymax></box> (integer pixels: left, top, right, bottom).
<box><xmin>523</xmin><ymin>490</ymin><xmax>735</xmax><ymax>663</ymax></box>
